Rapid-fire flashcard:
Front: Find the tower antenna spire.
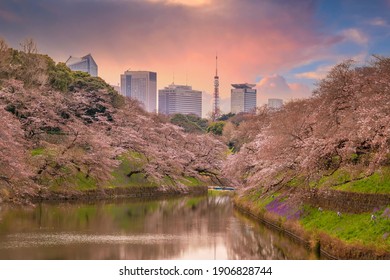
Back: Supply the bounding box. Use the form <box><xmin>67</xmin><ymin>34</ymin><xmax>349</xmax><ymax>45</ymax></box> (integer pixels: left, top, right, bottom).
<box><xmin>212</xmin><ymin>53</ymin><xmax>220</xmax><ymax>120</ymax></box>
<box><xmin>216</xmin><ymin>53</ymin><xmax>218</xmax><ymax>76</ymax></box>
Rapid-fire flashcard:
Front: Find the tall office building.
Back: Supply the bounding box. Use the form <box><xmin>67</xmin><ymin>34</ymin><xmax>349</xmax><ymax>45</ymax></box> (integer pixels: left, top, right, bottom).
<box><xmin>65</xmin><ymin>54</ymin><xmax>98</xmax><ymax>77</ymax></box>
<box><xmin>268</xmin><ymin>98</ymin><xmax>283</xmax><ymax>109</ymax></box>
<box><xmin>159</xmin><ymin>84</ymin><xmax>202</xmax><ymax>117</ymax></box>
<box><xmin>231</xmin><ymin>83</ymin><xmax>257</xmax><ymax>114</ymax></box>
<box><xmin>120</xmin><ymin>71</ymin><xmax>157</xmax><ymax>112</ymax></box>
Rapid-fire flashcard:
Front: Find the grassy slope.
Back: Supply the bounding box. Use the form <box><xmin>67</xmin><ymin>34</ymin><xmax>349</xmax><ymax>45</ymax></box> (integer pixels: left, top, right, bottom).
<box><xmin>332</xmin><ymin>167</ymin><xmax>390</xmax><ymax>194</ymax></box>
<box><xmin>301</xmin><ymin>206</ymin><xmax>390</xmax><ymax>250</ymax></box>
<box><xmin>301</xmin><ymin>167</ymin><xmax>390</xmax><ymax>251</ymax></box>
<box><xmin>30</xmin><ymin>147</ymin><xmax>98</xmax><ymax>191</ymax></box>
<box><xmin>32</xmin><ymin>148</ymin><xmax>207</xmax><ymax>191</ymax></box>
<box><xmin>236</xmin><ymin>178</ymin><xmax>390</xmax><ymax>251</ymax></box>
<box><xmin>108</xmin><ymin>151</ymin><xmax>205</xmax><ymax>189</ymax></box>
<box><xmin>108</xmin><ymin>151</ymin><xmax>156</xmax><ymax>188</ymax></box>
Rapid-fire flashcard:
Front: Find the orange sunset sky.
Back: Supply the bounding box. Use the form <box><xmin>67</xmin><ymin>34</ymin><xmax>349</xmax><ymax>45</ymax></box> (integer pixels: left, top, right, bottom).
<box><xmin>1</xmin><ymin>0</ymin><xmax>390</xmax><ymax>115</ymax></box>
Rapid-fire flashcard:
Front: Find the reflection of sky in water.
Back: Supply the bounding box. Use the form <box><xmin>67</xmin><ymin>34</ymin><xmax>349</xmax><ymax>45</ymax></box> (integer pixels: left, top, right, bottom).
<box><xmin>0</xmin><ymin>196</ymin><xmax>316</xmax><ymax>260</ymax></box>
<box><xmin>177</xmin><ymin>240</ymin><xmax>228</xmax><ymax>260</ymax></box>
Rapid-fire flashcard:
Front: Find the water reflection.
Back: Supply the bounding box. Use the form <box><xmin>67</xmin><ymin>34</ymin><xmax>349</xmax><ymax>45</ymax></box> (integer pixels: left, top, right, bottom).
<box><xmin>0</xmin><ymin>195</ymin><xmax>317</xmax><ymax>259</ymax></box>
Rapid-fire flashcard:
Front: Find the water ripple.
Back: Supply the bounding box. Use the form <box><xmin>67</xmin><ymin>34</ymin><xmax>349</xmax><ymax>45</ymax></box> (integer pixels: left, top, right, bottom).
<box><xmin>0</xmin><ymin>233</ymin><xmax>189</xmax><ymax>249</ymax></box>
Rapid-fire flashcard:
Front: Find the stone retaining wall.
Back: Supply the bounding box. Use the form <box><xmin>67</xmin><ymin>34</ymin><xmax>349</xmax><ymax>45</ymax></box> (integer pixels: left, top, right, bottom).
<box><xmin>302</xmin><ymin>188</ymin><xmax>390</xmax><ymax>213</ymax></box>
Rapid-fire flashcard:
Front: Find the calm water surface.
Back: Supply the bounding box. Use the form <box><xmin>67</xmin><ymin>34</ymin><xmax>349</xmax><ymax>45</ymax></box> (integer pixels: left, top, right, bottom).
<box><xmin>0</xmin><ymin>195</ymin><xmax>318</xmax><ymax>259</ymax></box>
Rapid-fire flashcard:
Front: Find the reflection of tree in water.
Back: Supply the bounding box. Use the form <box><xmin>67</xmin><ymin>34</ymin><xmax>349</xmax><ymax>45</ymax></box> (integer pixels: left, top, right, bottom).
<box><xmin>0</xmin><ymin>196</ymin><xmax>314</xmax><ymax>260</ymax></box>
<box><xmin>225</xmin><ymin>211</ymin><xmax>316</xmax><ymax>260</ymax></box>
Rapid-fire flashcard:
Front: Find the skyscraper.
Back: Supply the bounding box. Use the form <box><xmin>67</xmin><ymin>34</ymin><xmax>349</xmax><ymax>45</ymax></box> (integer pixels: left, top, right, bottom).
<box><xmin>120</xmin><ymin>71</ymin><xmax>157</xmax><ymax>112</ymax></box>
<box><xmin>159</xmin><ymin>84</ymin><xmax>202</xmax><ymax>117</ymax></box>
<box><xmin>231</xmin><ymin>83</ymin><xmax>257</xmax><ymax>114</ymax></box>
<box><xmin>65</xmin><ymin>54</ymin><xmax>98</xmax><ymax>77</ymax></box>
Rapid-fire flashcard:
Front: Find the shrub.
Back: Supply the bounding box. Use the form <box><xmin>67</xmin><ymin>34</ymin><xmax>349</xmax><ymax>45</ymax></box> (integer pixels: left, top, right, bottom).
<box><xmin>170</xmin><ymin>114</ymin><xmax>208</xmax><ymax>133</ymax></box>
<box><xmin>207</xmin><ymin>121</ymin><xmax>225</xmax><ymax>136</ymax></box>
<box><xmin>49</xmin><ymin>62</ymin><xmax>73</xmax><ymax>92</ymax></box>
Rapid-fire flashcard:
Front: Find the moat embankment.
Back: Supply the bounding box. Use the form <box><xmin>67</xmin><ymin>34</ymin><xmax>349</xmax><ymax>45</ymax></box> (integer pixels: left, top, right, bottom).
<box><xmin>234</xmin><ymin>187</ymin><xmax>390</xmax><ymax>260</ymax></box>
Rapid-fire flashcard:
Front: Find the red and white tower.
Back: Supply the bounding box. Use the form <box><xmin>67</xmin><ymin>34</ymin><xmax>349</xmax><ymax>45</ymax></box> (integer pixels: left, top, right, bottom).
<box><xmin>212</xmin><ymin>55</ymin><xmax>220</xmax><ymax>120</ymax></box>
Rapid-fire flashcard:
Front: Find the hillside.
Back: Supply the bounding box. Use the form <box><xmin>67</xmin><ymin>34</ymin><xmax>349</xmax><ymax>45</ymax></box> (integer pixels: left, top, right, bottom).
<box><xmin>0</xmin><ymin>43</ymin><xmax>227</xmax><ymax>203</ymax></box>
<box><xmin>223</xmin><ymin>58</ymin><xmax>390</xmax><ymax>257</ymax></box>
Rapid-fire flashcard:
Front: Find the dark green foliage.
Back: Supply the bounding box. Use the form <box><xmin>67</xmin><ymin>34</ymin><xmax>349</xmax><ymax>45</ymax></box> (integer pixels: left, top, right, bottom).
<box><xmin>217</xmin><ymin>112</ymin><xmax>235</xmax><ymax>121</ymax></box>
<box><xmin>4</xmin><ymin>103</ymin><xmax>26</xmax><ymax>119</ymax></box>
<box><xmin>106</xmin><ymin>113</ymin><xmax>114</xmax><ymax>122</ymax></box>
<box><xmin>49</xmin><ymin>62</ymin><xmax>73</xmax><ymax>92</ymax></box>
<box><xmin>350</xmin><ymin>153</ymin><xmax>359</xmax><ymax>164</ymax></box>
<box><xmin>47</xmin><ymin>61</ymin><xmax>125</xmax><ymax>108</ymax></box>
<box><xmin>60</xmin><ymin>111</ymin><xmax>70</xmax><ymax>119</ymax></box>
<box><xmin>85</xmin><ymin>104</ymin><xmax>106</xmax><ymax>117</ymax></box>
<box><xmin>5</xmin><ymin>104</ymin><xmax>16</xmax><ymax>115</ymax></box>
<box><xmin>227</xmin><ymin>141</ymin><xmax>236</xmax><ymax>151</ymax></box>
<box><xmin>170</xmin><ymin>113</ymin><xmax>209</xmax><ymax>134</ymax></box>
<box><xmin>70</xmin><ymin>72</ymin><xmax>110</xmax><ymax>92</ymax></box>
<box><xmin>207</xmin><ymin>121</ymin><xmax>225</xmax><ymax>136</ymax></box>
<box><xmin>41</xmin><ymin>126</ymin><xmax>62</xmax><ymax>135</ymax></box>
<box><xmin>319</xmin><ymin>154</ymin><xmax>341</xmax><ymax>170</ymax></box>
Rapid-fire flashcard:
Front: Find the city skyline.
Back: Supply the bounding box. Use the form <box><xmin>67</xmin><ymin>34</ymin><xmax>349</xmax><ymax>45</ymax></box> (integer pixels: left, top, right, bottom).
<box><xmin>1</xmin><ymin>0</ymin><xmax>390</xmax><ymax>114</ymax></box>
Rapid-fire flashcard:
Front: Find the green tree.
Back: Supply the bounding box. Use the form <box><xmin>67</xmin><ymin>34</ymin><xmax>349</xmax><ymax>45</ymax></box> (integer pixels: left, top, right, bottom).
<box><xmin>207</xmin><ymin>121</ymin><xmax>225</xmax><ymax>136</ymax></box>
<box><xmin>170</xmin><ymin>114</ymin><xmax>209</xmax><ymax>133</ymax></box>
<box><xmin>49</xmin><ymin>62</ymin><xmax>73</xmax><ymax>92</ymax></box>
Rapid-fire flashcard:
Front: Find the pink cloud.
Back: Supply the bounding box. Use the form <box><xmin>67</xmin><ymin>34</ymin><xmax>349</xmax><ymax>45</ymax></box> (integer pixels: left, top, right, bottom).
<box><xmin>341</xmin><ymin>28</ymin><xmax>368</xmax><ymax>45</ymax></box>
<box><xmin>0</xmin><ymin>9</ymin><xmax>22</xmax><ymax>23</ymax></box>
<box><xmin>147</xmin><ymin>0</ymin><xmax>211</xmax><ymax>6</ymax></box>
<box><xmin>1</xmin><ymin>0</ymin><xmax>339</xmax><ymax>111</ymax></box>
<box><xmin>368</xmin><ymin>17</ymin><xmax>388</xmax><ymax>27</ymax></box>
<box><xmin>15</xmin><ymin>0</ymin><xmax>339</xmax><ymax>99</ymax></box>
<box><xmin>256</xmin><ymin>75</ymin><xmax>312</xmax><ymax>106</ymax></box>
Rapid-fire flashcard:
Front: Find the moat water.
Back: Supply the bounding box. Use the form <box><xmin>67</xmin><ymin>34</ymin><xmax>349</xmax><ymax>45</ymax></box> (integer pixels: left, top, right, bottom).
<box><xmin>0</xmin><ymin>195</ymin><xmax>318</xmax><ymax>259</ymax></box>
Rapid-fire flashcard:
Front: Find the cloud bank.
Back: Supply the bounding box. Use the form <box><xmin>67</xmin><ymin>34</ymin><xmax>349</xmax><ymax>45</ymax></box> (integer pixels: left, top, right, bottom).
<box><xmin>257</xmin><ymin>75</ymin><xmax>312</xmax><ymax>106</ymax></box>
<box><xmin>0</xmin><ymin>0</ymin><xmax>340</xmax><ymax>98</ymax></box>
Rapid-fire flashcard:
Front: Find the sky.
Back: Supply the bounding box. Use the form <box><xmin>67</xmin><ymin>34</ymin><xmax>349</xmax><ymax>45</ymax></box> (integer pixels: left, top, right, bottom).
<box><xmin>1</xmin><ymin>0</ymin><xmax>390</xmax><ymax>116</ymax></box>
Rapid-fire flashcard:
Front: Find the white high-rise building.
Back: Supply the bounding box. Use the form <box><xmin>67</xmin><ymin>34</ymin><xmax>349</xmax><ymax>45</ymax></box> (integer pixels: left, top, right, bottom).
<box><xmin>120</xmin><ymin>71</ymin><xmax>157</xmax><ymax>112</ymax></box>
<box><xmin>268</xmin><ymin>98</ymin><xmax>283</xmax><ymax>109</ymax></box>
<box><xmin>158</xmin><ymin>84</ymin><xmax>202</xmax><ymax>117</ymax></box>
<box><xmin>231</xmin><ymin>83</ymin><xmax>257</xmax><ymax>114</ymax></box>
<box><xmin>65</xmin><ymin>54</ymin><xmax>98</xmax><ymax>77</ymax></box>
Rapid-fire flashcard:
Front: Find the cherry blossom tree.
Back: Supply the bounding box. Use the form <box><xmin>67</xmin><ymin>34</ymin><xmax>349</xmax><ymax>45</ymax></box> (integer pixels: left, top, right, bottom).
<box><xmin>224</xmin><ymin>57</ymin><xmax>390</xmax><ymax>191</ymax></box>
